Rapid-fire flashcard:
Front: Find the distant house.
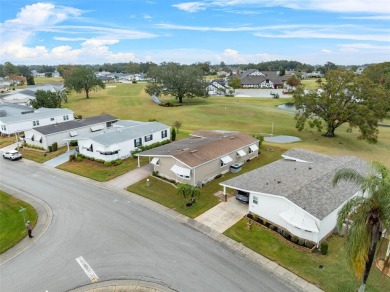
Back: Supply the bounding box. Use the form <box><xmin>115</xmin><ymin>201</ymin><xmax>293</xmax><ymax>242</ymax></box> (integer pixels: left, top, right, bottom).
<box><xmin>0</xmin><ymin>108</ymin><xmax>74</xmax><ymax>135</ymax></box>
<box><xmin>0</xmin><ymin>103</ymin><xmax>34</xmax><ymax>117</ymax></box>
<box><xmin>75</xmin><ymin>121</ymin><xmax>170</xmax><ymax>162</ymax></box>
<box><xmin>137</xmin><ymin>130</ymin><xmax>259</xmax><ymax>186</ymax></box>
<box><xmin>220</xmin><ymin>149</ymin><xmax>368</xmax><ymax>245</ymax></box>
<box><xmin>207</xmin><ymin>79</ymin><xmax>233</xmax><ymax>95</ymax></box>
<box><xmin>237</xmin><ymin>70</ymin><xmax>287</xmax><ymax>89</ymax></box>
<box><xmin>1</xmin><ymin>89</ymin><xmax>36</xmax><ymax>106</ymax></box>
<box><xmin>24</xmin><ymin>114</ymin><xmax>118</xmax><ymax>150</ymax></box>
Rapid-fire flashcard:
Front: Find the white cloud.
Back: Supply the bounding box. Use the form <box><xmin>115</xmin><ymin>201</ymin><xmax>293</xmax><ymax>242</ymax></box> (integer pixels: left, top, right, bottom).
<box><xmin>173</xmin><ymin>1</ymin><xmax>390</xmax><ymax>14</ymax></box>
<box><xmin>172</xmin><ymin>2</ymin><xmax>207</xmax><ymax>13</ymax></box>
<box><xmin>321</xmin><ymin>49</ymin><xmax>332</xmax><ymax>54</ymax></box>
<box><xmin>338</xmin><ymin>43</ymin><xmax>390</xmax><ymax>52</ymax></box>
<box><xmin>0</xmin><ymin>2</ymin><xmax>158</xmax><ymax>64</ymax></box>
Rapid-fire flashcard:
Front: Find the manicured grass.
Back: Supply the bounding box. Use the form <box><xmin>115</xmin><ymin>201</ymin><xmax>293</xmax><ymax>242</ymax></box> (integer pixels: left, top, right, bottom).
<box><xmin>127</xmin><ymin>147</ymin><xmax>286</xmax><ymax>218</ymax></box>
<box><xmin>0</xmin><ymin>191</ymin><xmax>38</xmax><ymax>254</ymax></box>
<box><xmin>63</xmin><ymin>83</ymin><xmax>390</xmax><ymax>167</ymax></box>
<box><xmin>0</xmin><ymin>136</ymin><xmax>16</xmax><ymax>148</ymax></box>
<box><xmin>34</xmin><ymin>77</ymin><xmax>64</xmax><ymax>84</ymax></box>
<box><xmin>58</xmin><ymin>156</ymin><xmax>148</xmax><ymax>181</ymax></box>
<box><xmin>19</xmin><ymin>146</ymin><xmax>69</xmax><ymax>163</ymax></box>
<box><xmin>224</xmin><ymin>219</ymin><xmax>390</xmax><ymax>292</ymax></box>
<box><xmin>301</xmin><ymin>79</ymin><xmax>321</xmax><ymax>90</ymax></box>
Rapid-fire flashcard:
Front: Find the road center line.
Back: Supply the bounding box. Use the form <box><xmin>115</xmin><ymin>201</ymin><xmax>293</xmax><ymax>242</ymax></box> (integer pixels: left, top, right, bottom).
<box><xmin>76</xmin><ymin>256</ymin><xmax>99</xmax><ymax>283</ymax></box>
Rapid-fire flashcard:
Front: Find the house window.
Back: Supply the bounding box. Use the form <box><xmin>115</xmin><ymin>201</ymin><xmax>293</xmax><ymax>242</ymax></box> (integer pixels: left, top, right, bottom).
<box><xmin>144</xmin><ymin>134</ymin><xmax>153</xmax><ymax>142</ymax></box>
<box><xmin>33</xmin><ymin>120</ymin><xmax>39</xmax><ymax>126</ymax></box>
<box><xmin>1</xmin><ymin>125</ymin><xmax>6</xmax><ymax>131</ymax></box>
<box><xmin>86</xmin><ymin>144</ymin><xmax>93</xmax><ymax>152</ymax></box>
<box><xmin>50</xmin><ymin>117</ymin><xmax>54</xmax><ymax>121</ymax></box>
<box><xmin>161</xmin><ymin>130</ymin><xmax>168</xmax><ymax>139</ymax></box>
<box><xmin>253</xmin><ymin>196</ymin><xmax>258</xmax><ymax>204</ymax></box>
<box><xmin>134</xmin><ymin>138</ymin><xmax>142</xmax><ymax>147</ymax></box>
<box><xmin>63</xmin><ymin>115</ymin><xmax>69</xmax><ymax>121</ymax></box>
<box><xmin>221</xmin><ymin>160</ymin><xmax>227</xmax><ymax>167</ymax></box>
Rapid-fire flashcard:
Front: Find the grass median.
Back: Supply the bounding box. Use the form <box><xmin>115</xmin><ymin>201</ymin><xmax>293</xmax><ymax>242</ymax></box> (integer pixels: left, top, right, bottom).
<box><xmin>0</xmin><ymin>191</ymin><xmax>38</xmax><ymax>253</ymax></box>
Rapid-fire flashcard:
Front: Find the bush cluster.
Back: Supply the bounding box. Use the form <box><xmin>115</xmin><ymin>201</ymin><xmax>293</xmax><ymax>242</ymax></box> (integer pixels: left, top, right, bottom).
<box><xmin>131</xmin><ymin>139</ymin><xmax>171</xmax><ymax>156</ymax></box>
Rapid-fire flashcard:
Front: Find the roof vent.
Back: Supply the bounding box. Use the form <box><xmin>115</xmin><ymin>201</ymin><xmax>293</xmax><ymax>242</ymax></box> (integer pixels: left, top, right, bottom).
<box><xmin>277</xmin><ymin>181</ymin><xmax>281</xmax><ymax>183</ymax></box>
<box><xmin>190</xmin><ymin>150</ymin><xmax>197</xmax><ymax>153</ymax></box>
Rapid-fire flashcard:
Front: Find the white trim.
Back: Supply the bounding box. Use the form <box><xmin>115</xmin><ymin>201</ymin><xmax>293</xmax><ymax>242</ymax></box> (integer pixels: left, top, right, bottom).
<box><xmin>237</xmin><ymin>149</ymin><xmax>246</xmax><ymax>157</ymax></box>
<box><xmin>170</xmin><ymin>164</ymin><xmax>191</xmax><ymax>177</ymax></box>
<box><xmin>249</xmin><ymin>144</ymin><xmax>259</xmax><ymax>152</ymax></box>
<box><xmin>221</xmin><ymin>155</ymin><xmax>233</xmax><ymax>164</ymax></box>
<box><xmin>151</xmin><ymin>157</ymin><xmax>160</xmax><ymax>165</ymax></box>
<box><xmin>69</xmin><ymin>130</ymin><xmax>78</xmax><ymax>137</ymax></box>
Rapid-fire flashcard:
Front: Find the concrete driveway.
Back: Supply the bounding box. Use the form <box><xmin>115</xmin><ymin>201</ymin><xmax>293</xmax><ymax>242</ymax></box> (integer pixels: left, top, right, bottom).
<box><xmin>103</xmin><ymin>163</ymin><xmax>153</xmax><ymax>189</ymax></box>
<box><xmin>195</xmin><ymin>195</ymin><xmax>248</xmax><ymax>233</ymax></box>
<box><xmin>43</xmin><ymin>149</ymin><xmax>76</xmax><ymax>167</ymax></box>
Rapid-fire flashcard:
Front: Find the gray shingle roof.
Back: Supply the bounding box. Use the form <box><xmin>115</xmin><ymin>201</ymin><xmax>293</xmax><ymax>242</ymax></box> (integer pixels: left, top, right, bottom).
<box><xmin>33</xmin><ymin>114</ymin><xmax>118</xmax><ymax>135</ymax></box>
<box><xmin>138</xmin><ymin>131</ymin><xmax>259</xmax><ymax>167</ymax></box>
<box><xmin>78</xmin><ymin>121</ymin><xmax>169</xmax><ymax>146</ymax></box>
<box><xmin>0</xmin><ymin>108</ymin><xmax>73</xmax><ymax>123</ymax></box>
<box><xmin>220</xmin><ymin>149</ymin><xmax>369</xmax><ymax>220</ymax></box>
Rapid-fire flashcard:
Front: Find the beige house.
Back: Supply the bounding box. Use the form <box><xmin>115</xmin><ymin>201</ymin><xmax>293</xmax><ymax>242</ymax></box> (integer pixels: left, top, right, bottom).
<box><xmin>137</xmin><ymin>130</ymin><xmax>259</xmax><ymax>186</ymax></box>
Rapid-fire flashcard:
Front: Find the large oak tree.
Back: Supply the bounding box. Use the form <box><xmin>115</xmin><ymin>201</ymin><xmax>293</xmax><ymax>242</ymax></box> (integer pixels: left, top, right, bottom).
<box><xmin>64</xmin><ymin>67</ymin><xmax>105</xmax><ymax>98</ymax></box>
<box><xmin>145</xmin><ymin>63</ymin><xmax>208</xmax><ymax>103</ymax></box>
<box><xmin>293</xmin><ymin>68</ymin><xmax>389</xmax><ymax>143</ymax></box>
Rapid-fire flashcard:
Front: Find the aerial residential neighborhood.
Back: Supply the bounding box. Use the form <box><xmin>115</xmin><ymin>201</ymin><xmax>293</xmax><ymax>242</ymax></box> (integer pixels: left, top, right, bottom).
<box><xmin>1</xmin><ymin>1</ymin><xmax>389</xmax><ymax>292</ymax></box>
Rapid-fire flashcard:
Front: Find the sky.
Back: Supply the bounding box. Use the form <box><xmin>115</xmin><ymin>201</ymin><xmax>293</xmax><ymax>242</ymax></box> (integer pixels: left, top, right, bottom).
<box><xmin>0</xmin><ymin>0</ymin><xmax>389</xmax><ymax>66</ymax></box>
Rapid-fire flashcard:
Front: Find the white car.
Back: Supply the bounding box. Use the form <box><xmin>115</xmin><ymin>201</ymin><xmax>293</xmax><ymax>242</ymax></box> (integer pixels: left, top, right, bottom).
<box><xmin>3</xmin><ymin>150</ymin><xmax>22</xmax><ymax>160</ymax></box>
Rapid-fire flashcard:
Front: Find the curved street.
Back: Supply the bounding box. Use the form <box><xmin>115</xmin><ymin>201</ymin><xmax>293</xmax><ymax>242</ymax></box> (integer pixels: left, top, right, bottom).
<box><xmin>0</xmin><ymin>158</ymin><xmax>300</xmax><ymax>292</ymax></box>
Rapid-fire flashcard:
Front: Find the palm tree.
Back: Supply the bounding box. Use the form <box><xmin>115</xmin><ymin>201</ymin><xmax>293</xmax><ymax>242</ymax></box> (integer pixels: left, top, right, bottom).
<box><xmin>55</xmin><ymin>88</ymin><xmax>68</xmax><ymax>107</ymax></box>
<box><xmin>333</xmin><ymin>161</ymin><xmax>390</xmax><ymax>292</ymax></box>
<box><xmin>177</xmin><ymin>183</ymin><xmax>200</xmax><ymax>206</ymax></box>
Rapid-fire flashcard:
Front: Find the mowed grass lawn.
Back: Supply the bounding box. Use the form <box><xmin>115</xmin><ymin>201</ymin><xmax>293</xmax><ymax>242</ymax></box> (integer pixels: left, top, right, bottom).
<box><xmin>58</xmin><ymin>156</ymin><xmax>148</xmax><ymax>181</ymax></box>
<box><xmin>64</xmin><ymin>83</ymin><xmax>390</xmax><ymax>167</ymax></box>
<box><xmin>19</xmin><ymin>146</ymin><xmax>69</xmax><ymax>163</ymax></box>
<box><xmin>127</xmin><ymin>147</ymin><xmax>286</xmax><ymax>218</ymax></box>
<box><xmin>224</xmin><ymin>219</ymin><xmax>390</xmax><ymax>292</ymax></box>
<box><xmin>0</xmin><ymin>191</ymin><xmax>38</xmax><ymax>254</ymax></box>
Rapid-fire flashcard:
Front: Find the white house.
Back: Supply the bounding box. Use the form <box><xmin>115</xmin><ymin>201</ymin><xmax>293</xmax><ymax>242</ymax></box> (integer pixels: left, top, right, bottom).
<box><xmin>76</xmin><ymin>120</ymin><xmax>170</xmax><ymax>161</ymax></box>
<box><xmin>0</xmin><ymin>108</ymin><xmax>74</xmax><ymax>135</ymax></box>
<box><xmin>137</xmin><ymin>130</ymin><xmax>259</xmax><ymax>186</ymax></box>
<box><xmin>24</xmin><ymin>114</ymin><xmax>118</xmax><ymax>150</ymax></box>
<box><xmin>220</xmin><ymin>149</ymin><xmax>368</xmax><ymax>245</ymax></box>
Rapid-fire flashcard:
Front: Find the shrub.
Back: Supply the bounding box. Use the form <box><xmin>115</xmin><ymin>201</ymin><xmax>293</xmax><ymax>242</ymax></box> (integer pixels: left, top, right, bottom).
<box><xmin>305</xmin><ymin>241</ymin><xmax>315</xmax><ymax>249</ymax></box>
<box><xmin>104</xmin><ymin>161</ymin><xmax>111</xmax><ymax>166</ymax></box>
<box><xmin>291</xmin><ymin>236</ymin><xmax>298</xmax><ymax>243</ymax></box>
<box><xmin>262</xmin><ymin>218</ymin><xmax>267</xmax><ymax>225</ymax></box>
<box><xmin>152</xmin><ymin>170</ymin><xmax>159</xmax><ymax>176</ymax></box>
<box><xmin>171</xmin><ymin>128</ymin><xmax>176</xmax><ymax>141</ymax></box>
<box><xmin>247</xmin><ymin>213</ymin><xmax>253</xmax><ymax>219</ymax></box>
<box><xmin>69</xmin><ymin>154</ymin><xmax>76</xmax><ymax>161</ymax></box>
<box><xmin>48</xmin><ymin>145</ymin><xmax>53</xmax><ymax>152</ymax></box>
<box><xmin>76</xmin><ymin>156</ymin><xmax>83</xmax><ymax>162</ymax></box>
<box><xmin>320</xmin><ymin>242</ymin><xmax>329</xmax><ymax>255</ymax></box>
<box><xmin>69</xmin><ymin>140</ymin><xmax>78</xmax><ymax>146</ymax></box>
<box><xmin>252</xmin><ymin>214</ymin><xmax>259</xmax><ymax>221</ymax></box>
<box><xmin>298</xmin><ymin>239</ymin><xmax>305</xmax><ymax>246</ymax></box>
<box><xmin>282</xmin><ymin>230</ymin><xmax>290</xmax><ymax>238</ymax></box>
<box><xmin>269</xmin><ymin>224</ymin><xmax>276</xmax><ymax>231</ymax></box>
<box><xmin>214</xmin><ymin>174</ymin><xmax>222</xmax><ymax>179</ymax></box>
<box><xmin>52</xmin><ymin>142</ymin><xmax>58</xmax><ymax>151</ymax></box>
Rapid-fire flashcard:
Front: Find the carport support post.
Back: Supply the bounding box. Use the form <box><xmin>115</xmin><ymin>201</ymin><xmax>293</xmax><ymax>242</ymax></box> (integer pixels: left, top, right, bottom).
<box><xmin>137</xmin><ymin>156</ymin><xmax>140</xmax><ymax>168</ymax></box>
<box><xmin>223</xmin><ymin>186</ymin><xmax>227</xmax><ymax>202</ymax></box>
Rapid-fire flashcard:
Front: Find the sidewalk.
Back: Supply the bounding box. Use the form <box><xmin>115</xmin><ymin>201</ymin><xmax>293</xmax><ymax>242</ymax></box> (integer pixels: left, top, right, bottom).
<box><xmin>103</xmin><ymin>164</ymin><xmax>153</xmax><ymax>189</ymax></box>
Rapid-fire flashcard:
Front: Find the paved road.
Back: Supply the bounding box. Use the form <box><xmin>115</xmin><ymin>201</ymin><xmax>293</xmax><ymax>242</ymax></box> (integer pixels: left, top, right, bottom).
<box><xmin>0</xmin><ymin>159</ymin><xmax>299</xmax><ymax>292</ymax></box>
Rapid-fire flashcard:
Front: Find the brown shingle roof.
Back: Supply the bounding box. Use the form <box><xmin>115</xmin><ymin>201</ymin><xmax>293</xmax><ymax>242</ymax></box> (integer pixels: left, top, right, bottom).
<box><xmin>138</xmin><ymin>131</ymin><xmax>258</xmax><ymax>167</ymax></box>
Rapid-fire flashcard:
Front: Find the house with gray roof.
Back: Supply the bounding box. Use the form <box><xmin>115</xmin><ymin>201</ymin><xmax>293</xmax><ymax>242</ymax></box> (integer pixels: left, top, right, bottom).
<box><xmin>23</xmin><ymin>114</ymin><xmax>118</xmax><ymax>150</ymax></box>
<box><xmin>75</xmin><ymin>121</ymin><xmax>170</xmax><ymax>161</ymax></box>
<box><xmin>238</xmin><ymin>70</ymin><xmax>287</xmax><ymax>89</ymax></box>
<box><xmin>0</xmin><ymin>107</ymin><xmax>74</xmax><ymax>135</ymax></box>
<box><xmin>220</xmin><ymin>149</ymin><xmax>368</xmax><ymax>245</ymax></box>
<box><xmin>137</xmin><ymin>130</ymin><xmax>259</xmax><ymax>186</ymax></box>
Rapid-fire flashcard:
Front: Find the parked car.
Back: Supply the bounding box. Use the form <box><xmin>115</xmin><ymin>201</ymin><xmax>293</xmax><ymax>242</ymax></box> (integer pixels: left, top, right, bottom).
<box><xmin>3</xmin><ymin>150</ymin><xmax>22</xmax><ymax>160</ymax></box>
<box><xmin>235</xmin><ymin>190</ymin><xmax>249</xmax><ymax>203</ymax></box>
